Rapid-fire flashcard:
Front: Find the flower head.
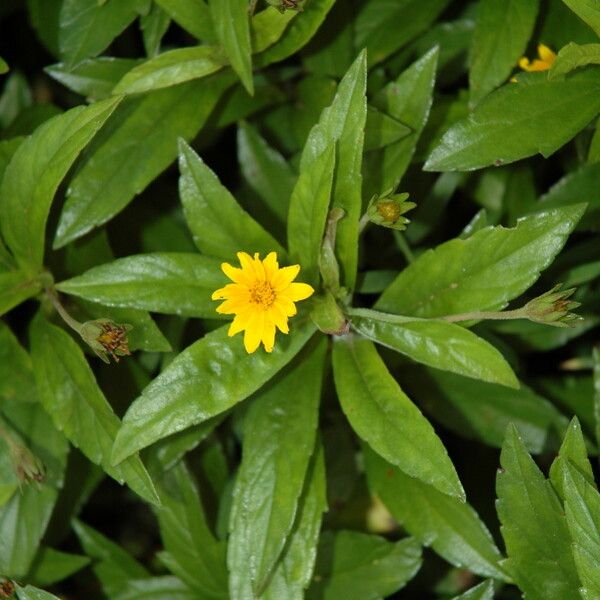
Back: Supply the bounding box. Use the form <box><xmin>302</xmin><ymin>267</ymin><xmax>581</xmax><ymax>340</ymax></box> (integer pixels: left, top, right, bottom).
<box><xmin>212</xmin><ymin>252</ymin><xmax>314</xmax><ymax>353</ymax></box>
<box><xmin>519</xmin><ymin>44</ymin><xmax>556</xmax><ymax>72</ymax></box>
<box><xmin>80</xmin><ymin>319</ymin><xmax>132</xmax><ymax>363</ymax></box>
<box><xmin>523</xmin><ymin>284</ymin><xmax>582</xmax><ymax>327</ymax></box>
<box><xmin>366</xmin><ymin>190</ymin><xmax>415</xmax><ymax>231</ymax></box>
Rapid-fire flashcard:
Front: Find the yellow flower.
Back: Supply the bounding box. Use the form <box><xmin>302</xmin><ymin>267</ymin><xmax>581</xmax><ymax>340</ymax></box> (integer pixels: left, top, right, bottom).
<box><xmin>212</xmin><ymin>252</ymin><xmax>314</xmax><ymax>353</ymax></box>
<box><xmin>519</xmin><ymin>44</ymin><xmax>556</xmax><ymax>72</ymax></box>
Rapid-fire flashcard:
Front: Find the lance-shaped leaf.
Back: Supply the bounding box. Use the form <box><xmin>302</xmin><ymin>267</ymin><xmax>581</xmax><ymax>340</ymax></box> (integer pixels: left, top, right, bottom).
<box><xmin>307</xmin><ymin>531</ymin><xmax>422</xmax><ymax>599</ymax></box>
<box><xmin>228</xmin><ymin>339</ymin><xmax>326</xmax><ymax>598</ymax></box>
<box><xmin>332</xmin><ymin>336</ymin><xmax>464</xmax><ymax>500</ymax></box>
<box><xmin>549</xmin><ymin>42</ymin><xmax>600</xmax><ymax>79</ymax></box>
<box><xmin>0</xmin><ymin>97</ymin><xmax>120</xmax><ymax>269</ymax></box>
<box><xmin>54</xmin><ymin>75</ymin><xmax>233</xmax><ymax>249</ymax></box>
<box><xmin>210</xmin><ymin>0</ymin><xmax>253</xmax><ymax>94</ymax></box>
<box><xmin>0</xmin><ymin>271</ymin><xmax>42</xmax><ymax>317</ymax></box>
<box><xmin>57</xmin><ymin>253</ymin><xmax>226</xmax><ymax>318</ymax></box>
<box><xmin>261</xmin><ymin>442</ymin><xmax>327</xmax><ymax>600</ymax></box>
<box><xmin>111</xmin><ymin>318</ymin><xmax>316</xmax><ymax>464</ymax></box>
<box><xmin>365</xmin><ymin>447</ymin><xmax>509</xmax><ymax>581</ymax></box>
<box><xmin>562</xmin><ymin>460</ymin><xmax>600</xmax><ymax>599</ymax></box>
<box><xmin>30</xmin><ymin>316</ymin><xmax>159</xmax><ymax>505</ymax></box>
<box><xmin>155</xmin><ymin>0</ymin><xmax>216</xmax><ymax>42</ymax></box>
<box><xmin>425</xmin><ymin>69</ymin><xmax>600</xmax><ymax>171</ymax></box>
<box><xmin>349</xmin><ymin>309</ymin><xmax>518</xmax><ymax>388</ymax></box>
<box><xmin>561</xmin><ymin>0</ymin><xmax>600</xmax><ymax>37</ymax></box>
<box><xmin>179</xmin><ymin>140</ymin><xmax>285</xmax><ymax>260</ymax></box>
<box><xmin>287</xmin><ymin>143</ymin><xmax>335</xmax><ymax>287</ymax></box>
<box><xmin>469</xmin><ymin>0</ymin><xmax>539</xmax><ymax>103</ymax></box>
<box><xmin>237</xmin><ymin>122</ymin><xmax>296</xmax><ymax>225</ymax></box>
<box><xmin>300</xmin><ymin>51</ymin><xmax>366</xmax><ymax>293</ymax></box>
<box><xmin>363</xmin><ymin>48</ymin><xmax>437</xmax><ymax>199</ymax></box>
<box><xmin>0</xmin><ymin>325</ymin><xmax>69</xmax><ymax>579</ymax></box>
<box><xmin>451</xmin><ymin>581</ymin><xmax>495</xmax><ymax>600</ymax></box>
<box><xmin>376</xmin><ymin>205</ymin><xmax>584</xmax><ymax>317</ymax></box>
<box><xmin>59</xmin><ymin>0</ymin><xmax>141</xmax><ymax>68</ymax></box>
<box><xmin>27</xmin><ymin>547</ymin><xmax>90</xmax><ymax>587</ymax></box>
<box><xmin>496</xmin><ymin>424</ymin><xmax>581</xmax><ymax>598</ymax></box>
<box><xmin>154</xmin><ymin>462</ymin><xmax>227</xmax><ymax>598</ymax></box>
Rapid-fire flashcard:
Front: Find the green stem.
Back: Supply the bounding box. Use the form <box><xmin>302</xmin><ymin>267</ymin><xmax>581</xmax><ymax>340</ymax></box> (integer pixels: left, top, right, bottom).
<box><xmin>45</xmin><ymin>286</ymin><xmax>83</xmax><ymax>334</ymax></box>
<box><xmin>393</xmin><ymin>230</ymin><xmax>414</xmax><ymax>264</ymax></box>
<box><xmin>441</xmin><ymin>308</ymin><xmax>524</xmax><ymax>323</ymax></box>
<box><xmin>358</xmin><ymin>213</ymin><xmax>370</xmax><ymax>234</ymax></box>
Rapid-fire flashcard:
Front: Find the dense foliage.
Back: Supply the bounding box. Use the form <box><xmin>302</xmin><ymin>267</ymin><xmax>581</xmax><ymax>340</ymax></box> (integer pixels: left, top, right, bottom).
<box><xmin>1</xmin><ymin>0</ymin><xmax>600</xmax><ymax>598</ymax></box>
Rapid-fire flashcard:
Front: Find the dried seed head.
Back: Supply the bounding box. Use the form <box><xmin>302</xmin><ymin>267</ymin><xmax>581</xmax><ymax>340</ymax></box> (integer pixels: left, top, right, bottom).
<box><xmin>80</xmin><ymin>319</ymin><xmax>132</xmax><ymax>363</ymax></box>
<box><xmin>523</xmin><ymin>284</ymin><xmax>582</xmax><ymax>328</ymax></box>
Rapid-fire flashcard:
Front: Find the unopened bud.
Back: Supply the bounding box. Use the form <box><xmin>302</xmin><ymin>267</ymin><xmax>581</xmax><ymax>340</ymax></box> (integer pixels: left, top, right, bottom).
<box><xmin>80</xmin><ymin>319</ymin><xmax>132</xmax><ymax>363</ymax></box>
<box><xmin>366</xmin><ymin>190</ymin><xmax>415</xmax><ymax>230</ymax></box>
<box><xmin>523</xmin><ymin>284</ymin><xmax>582</xmax><ymax>328</ymax></box>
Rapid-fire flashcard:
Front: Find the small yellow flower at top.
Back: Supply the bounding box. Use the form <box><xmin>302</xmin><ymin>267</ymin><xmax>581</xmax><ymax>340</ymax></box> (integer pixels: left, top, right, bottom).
<box><xmin>212</xmin><ymin>251</ymin><xmax>314</xmax><ymax>354</ymax></box>
<box><xmin>519</xmin><ymin>44</ymin><xmax>556</xmax><ymax>72</ymax></box>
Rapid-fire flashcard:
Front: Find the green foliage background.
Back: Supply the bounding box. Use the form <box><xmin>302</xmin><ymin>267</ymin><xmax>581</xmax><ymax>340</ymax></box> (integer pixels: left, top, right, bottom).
<box><xmin>1</xmin><ymin>0</ymin><xmax>600</xmax><ymax>598</ymax></box>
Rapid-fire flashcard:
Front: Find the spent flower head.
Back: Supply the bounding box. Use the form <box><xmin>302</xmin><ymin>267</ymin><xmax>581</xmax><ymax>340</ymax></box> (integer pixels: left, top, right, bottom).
<box><xmin>212</xmin><ymin>251</ymin><xmax>314</xmax><ymax>353</ymax></box>
<box><xmin>366</xmin><ymin>190</ymin><xmax>416</xmax><ymax>230</ymax></box>
<box><xmin>0</xmin><ymin>579</ymin><xmax>15</xmax><ymax>599</ymax></box>
<box><xmin>523</xmin><ymin>284</ymin><xmax>582</xmax><ymax>327</ymax></box>
<box><xmin>265</xmin><ymin>0</ymin><xmax>303</xmax><ymax>12</ymax></box>
<box><xmin>80</xmin><ymin>319</ymin><xmax>132</xmax><ymax>363</ymax></box>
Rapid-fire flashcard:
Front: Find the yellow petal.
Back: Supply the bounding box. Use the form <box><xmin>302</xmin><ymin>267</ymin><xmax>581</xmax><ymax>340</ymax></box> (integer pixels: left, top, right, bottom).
<box><xmin>518</xmin><ymin>57</ymin><xmax>531</xmax><ymax>70</ymax></box>
<box><xmin>268</xmin><ymin>303</ymin><xmax>289</xmax><ymax>333</ymax></box>
<box><xmin>237</xmin><ymin>251</ymin><xmax>255</xmax><ymax>274</ymax></box>
<box><xmin>243</xmin><ymin>312</ymin><xmax>263</xmax><ymax>353</ymax></box>
<box><xmin>252</xmin><ymin>253</ymin><xmax>266</xmax><ymax>281</ymax></box>
<box><xmin>261</xmin><ymin>321</ymin><xmax>276</xmax><ymax>353</ymax></box>
<box><xmin>222</xmin><ymin>262</ymin><xmax>250</xmax><ymax>285</ymax></box>
<box><xmin>215</xmin><ymin>299</ymin><xmax>245</xmax><ymax>314</ymax></box>
<box><xmin>228</xmin><ymin>313</ymin><xmax>248</xmax><ymax>336</ymax></box>
<box><xmin>272</xmin><ymin>264</ymin><xmax>300</xmax><ymax>290</ymax></box>
<box><xmin>283</xmin><ymin>282</ymin><xmax>314</xmax><ymax>302</ymax></box>
<box><xmin>262</xmin><ymin>252</ymin><xmax>279</xmax><ymax>279</ymax></box>
<box><xmin>274</xmin><ymin>296</ymin><xmax>297</xmax><ymax>317</ymax></box>
<box><xmin>538</xmin><ymin>43</ymin><xmax>555</xmax><ymax>63</ymax></box>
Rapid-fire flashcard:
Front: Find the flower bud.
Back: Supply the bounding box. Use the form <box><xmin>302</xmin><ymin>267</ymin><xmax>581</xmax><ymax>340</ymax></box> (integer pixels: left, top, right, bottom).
<box><xmin>310</xmin><ymin>292</ymin><xmax>349</xmax><ymax>335</ymax></box>
<box><xmin>523</xmin><ymin>284</ymin><xmax>582</xmax><ymax>328</ymax></box>
<box><xmin>366</xmin><ymin>190</ymin><xmax>416</xmax><ymax>230</ymax></box>
<box><xmin>80</xmin><ymin>319</ymin><xmax>132</xmax><ymax>363</ymax></box>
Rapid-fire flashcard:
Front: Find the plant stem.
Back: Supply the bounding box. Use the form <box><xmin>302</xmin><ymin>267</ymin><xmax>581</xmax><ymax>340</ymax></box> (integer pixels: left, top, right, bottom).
<box><xmin>441</xmin><ymin>308</ymin><xmax>524</xmax><ymax>323</ymax></box>
<box><xmin>393</xmin><ymin>230</ymin><xmax>414</xmax><ymax>264</ymax></box>
<box><xmin>358</xmin><ymin>213</ymin><xmax>370</xmax><ymax>234</ymax></box>
<box><xmin>44</xmin><ymin>286</ymin><xmax>83</xmax><ymax>334</ymax></box>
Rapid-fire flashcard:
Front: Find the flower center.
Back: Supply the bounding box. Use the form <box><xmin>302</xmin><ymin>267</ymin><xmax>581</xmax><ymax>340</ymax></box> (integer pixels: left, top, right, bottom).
<box><xmin>250</xmin><ymin>281</ymin><xmax>276</xmax><ymax>308</ymax></box>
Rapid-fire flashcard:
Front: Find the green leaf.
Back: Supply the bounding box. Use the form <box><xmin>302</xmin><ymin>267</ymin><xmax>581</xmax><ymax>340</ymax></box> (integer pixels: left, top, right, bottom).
<box><xmin>0</xmin><ymin>57</ymin><xmax>8</xmax><ymax>74</ymax></box>
<box><xmin>0</xmin><ymin>271</ymin><xmax>42</xmax><ymax>317</ymax></box>
<box><xmin>376</xmin><ymin>205</ymin><xmax>584</xmax><ymax>317</ymax></box>
<box><xmin>72</xmin><ymin>519</ymin><xmax>150</xmax><ymax>597</ymax></box>
<box><xmin>469</xmin><ymin>0</ymin><xmax>539</xmax><ymax>103</ymax></box>
<box><xmin>300</xmin><ymin>51</ymin><xmax>367</xmax><ymax>292</ymax></box>
<box><xmin>59</xmin><ymin>0</ymin><xmax>141</xmax><ymax>67</ymax></box>
<box><xmin>57</xmin><ymin>253</ymin><xmax>226</xmax><ymax>318</ymax></box>
<box><xmin>27</xmin><ymin>547</ymin><xmax>90</xmax><ymax>587</ymax></box>
<box><xmin>46</xmin><ymin>58</ymin><xmax>141</xmax><ymax>101</ymax></box>
<box><xmin>450</xmin><ymin>580</ymin><xmax>495</xmax><ymax>600</ymax></box>
<box><xmin>15</xmin><ymin>585</ymin><xmax>61</xmax><ymax>600</ymax></box>
<box><xmin>154</xmin><ymin>0</ymin><xmax>215</xmax><ymax>42</ymax></box>
<box><xmin>549</xmin><ymin>417</ymin><xmax>594</xmax><ymax>499</ymax></box>
<box><xmin>595</xmin><ymin>348</ymin><xmax>600</xmax><ymax>450</ymax></box>
<box><xmin>111</xmin><ymin>318</ymin><xmax>316</xmax><ymax>463</ymax></box>
<box><xmin>256</xmin><ymin>0</ymin><xmax>336</xmax><ymax>67</ymax></box>
<box><xmin>562</xmin><ymin>460</ymin><xmax>600</xmax><ymax>600</ymax></box>
<box><xmin>0</xmin><ymin>323</ymin><xmax>69</xmax><ymax>579</ymax></box>
<box><xmin>210</xmin><ymin>0</ymin><xmax>253</xmax><ymax>94</ymax></box>
<box><xmin>261</xmin><ymin>441</ymin><xmax>327</xmax><ymax>600</ymax></box>
<box><xmin>251</xmin><ymin>8</ymin><xmax>296</xmax><ymax>54</ymax></box>
<box><xmin>349</xmin><ymin>309</ymin><xmax>518</xmax><ymax>387</ymax></box>
<box><xmin>141</xmin><ymin>3</ymin><xmax>171</xmax><ymax>57</ymax></box>
<box><xmin>237</xmin><ymin>121</ymin><xmax>296</xmax><ymax>226</ymax></box>
<box><xmin>30</xmin><ymin>316</ymin><xmax>159</xmax><ymax>505</ymax></box>
<box><xmin>53</xmin><ymin>75</ymin><xmax>233</xmax><ymax>249</ymax></box>
<box><xmin>113</xmin><ymin>576</ymin><xmax>198</xmax><ymax>600</ymax></box>
<box><xmin>113</xmin><ymin>46</ymin><xmax>227</xmax><ymax>95</ymax></box>
<box><xmin>307</xmin><ymin>531</ymin><xmax>422</xmax><ymax>600</ymax></box>
<box><xmin>287</xmin><ymin>143</ymin><xmax>335</xmax><ymax>287</ymax></box>
<box><xmin>332</xmin><ymin>336</ymin><xmax>464</xmax><ymax>499</ymax></box>
<box><xmin>178</xmin><ymin>140</ymin><xmax>285</xmax><ymax>260</ymax></box>
<box><xmin>550</xmin><ymin>42</ymin><xmax>600</xmax><ymax>79</ymax></box>
<box><xmin>364</xmin><ymin>447</ymin><xmax>508</xmax><ymax>581</ymax></box>
<box><xmin>0</xmin><ymin>97</ymin><xmax>120</xmax><ymax>269</ymax></box>
<box><xmin>412</xmin><ymin>368</ymin><xmax>568</xmax><ymax>453</ymax></box>
<box><xmin>532</xmin><ymin>163</ymin><xmax>600</xmax><ymax>230</ymax></box>
<box><xmin>363</xmin><ymin>48</ymin><xmax>438</xmax><ymax>198</ymax></box>
<box><xmin>354</xmin><ymin>0</ymin><xmax>450</xmax><ymax>66</ymax></box>
<box><xmin>228</xmin><ymin>339</ymin><xmax>326</xmax><ymax>597</ymax></box>
<box><xmin>154</xmin><ymin>462</ymin><xmax>227</xmax><ymax>598</ymax></box>
<box><xmin>496</xmin><ymin>424</ymin><xmax>581</xmax><ymax>598</ymax></box>
<box><xmin>364</xmin><ymin>105</ymin><xmax>411</xmax><ymax>151</ymax></box>
<box><xmin>561</xmin><ymin>0</ymin><xmax>600</xmax><ymax>37</ymax></box>
<box><xmin>425</xmin><ymin>69</ymin><xmax>600</xmax><ymax>171</ymax></box>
